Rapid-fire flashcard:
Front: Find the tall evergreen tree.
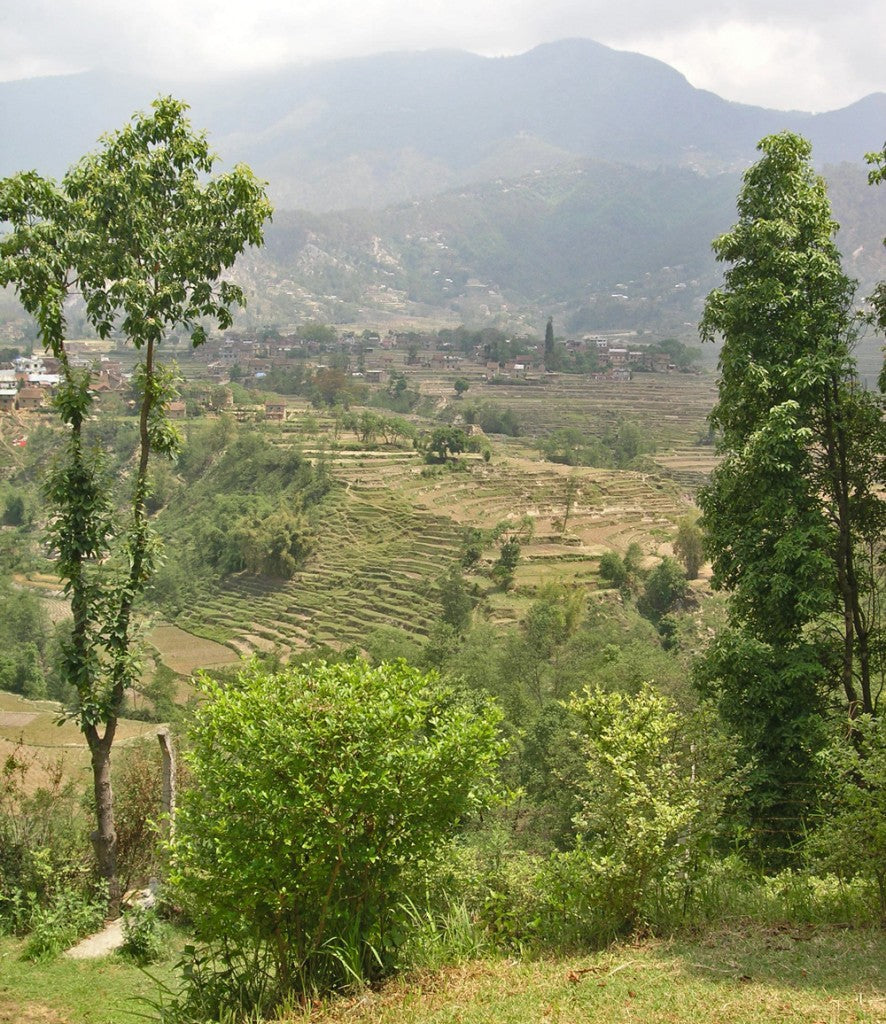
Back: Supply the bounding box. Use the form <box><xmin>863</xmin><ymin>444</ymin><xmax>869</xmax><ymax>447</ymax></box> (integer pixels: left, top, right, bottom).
<box><xmin>696</xmin><ymin>132</ymin><xmax>886</xmax><ymax>858</ymax></box>
<box><xmin>544</xmin><ymin>316</ymin><xmax>555</xmax><ymax>370</ymax></box>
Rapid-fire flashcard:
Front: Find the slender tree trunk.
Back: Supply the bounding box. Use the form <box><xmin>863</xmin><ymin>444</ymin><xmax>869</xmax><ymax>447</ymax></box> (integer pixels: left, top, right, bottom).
<box><xmin>85</xmin><ymin>721</ymin><xmax>121</xmax><ymax>916</ymax></box>
<box><xmin>822</xmin><ymin>380</ymin><xmax>873</xmax><ymax>718</ymax></box>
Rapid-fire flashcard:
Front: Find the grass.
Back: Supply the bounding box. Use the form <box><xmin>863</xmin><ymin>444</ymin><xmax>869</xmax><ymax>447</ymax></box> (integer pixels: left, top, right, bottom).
<box><xmin>3</xmin><ymin>924</ymin><xmax>883</xmax><ymax>1023</ymax></box>
<box><xmin>0</xmin><ymin>934</ymin><xmax>182</xmax><ymax>1024</ymax></box>
<box><xmin>302</xmin><ymin>926</ymin><xmax>886</xmax><ymax>1024</ymax></box>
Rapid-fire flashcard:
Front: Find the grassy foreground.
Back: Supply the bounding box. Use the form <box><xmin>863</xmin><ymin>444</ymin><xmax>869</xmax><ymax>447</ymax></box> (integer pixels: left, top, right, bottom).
<box><xmin>2</xmin><ymin>926</ymin><xmax>884</xmax><ymax>1023</ymax></box>
<box><xmin>0</xmin><ymin>936</ymin><xmax>180</xmax><ymax>1024</ymax></box>
<box><xmin>306</xmin><ymin>927</ymin><xmax>886</xmax><ymax>1024</ymax></box>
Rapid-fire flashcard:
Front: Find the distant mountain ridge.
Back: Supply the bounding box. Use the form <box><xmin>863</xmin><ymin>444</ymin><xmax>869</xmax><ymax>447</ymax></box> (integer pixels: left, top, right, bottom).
<box><xmin>2</xmin><ymin>39</ymin><xmax>884</xmax><ymax>211</ymax></box>
<box><xmin>2</xmin><ymin>39</ymin><xmax>884</xmax><ymax>349</ymax></box>
<box><xmin>228</xmin><ymin>159</ymin><xmax>886</xmax><ymax>358</ymax></box>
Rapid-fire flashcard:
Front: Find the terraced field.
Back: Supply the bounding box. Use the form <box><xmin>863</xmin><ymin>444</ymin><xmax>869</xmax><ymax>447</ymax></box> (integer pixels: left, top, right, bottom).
<box><xmin>166</xmin><ymin>370</ymin><xmax>717</xmax><ymax>659</ymax></box>
<box><xmin>172</xmin><ymin>450</ymin><xmax>697</xmax><ymax>660</ymax></box>
<box><xmin>10</xmin><ymin>370</ymin><xmax>717</xmax><ymax>669</ymax></box>
<box><xmin>0</xmin><ymin>690</ymin><xmax>160</xmax><ymax>793</ymax></box>
<box><xmin>413</xmin><ymin>369</ymin><xmax>718</xmax><ymax>447</ymax></box>
<box><xmin>176</xmin><ymin>473</ymin><xmax>465</xmax><ymax>655</ymax></box>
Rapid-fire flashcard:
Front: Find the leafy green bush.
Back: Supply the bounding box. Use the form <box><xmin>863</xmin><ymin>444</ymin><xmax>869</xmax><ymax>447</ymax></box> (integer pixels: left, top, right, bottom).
<box><xmin>23</xmin><ymin>885</ymin><xmax>105</xmax><ymax>961</ymax></box>
<box><xmin>536</xmin><ymin>685</ymin><xmax>733</xmax><ymax>946</ymax></box>
<box><xmin>598</xmin><ymin>551</ymin><xmax>628</xmax><ymax>587</ymax></box>
<box><xmin>120</xmin><ymin>904</ymin><xmax>168</xmax><ymax>964</ymax></box>
<box><xmin>168</xmin><ymin>659</ymin><xmax>506</xmax><ymax>1011</ymax></box>
<box><xmin>638</xmin><ymin>556</ymin><xmax>689</xmax><ymax>621</ymax></box>
<box><xmin>810</xmin><ymin>716</ymin><xmax>886</xmax><ymax>919</ymax></box>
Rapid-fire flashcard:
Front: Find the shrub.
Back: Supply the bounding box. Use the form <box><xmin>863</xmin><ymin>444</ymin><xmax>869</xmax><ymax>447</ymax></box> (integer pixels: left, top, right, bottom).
<box><xmin>639</xmin><ymin>556</ymin><xmax>689</xmax><ymax>621</ymax></box>
<box><xmin>598</xmin><ymin>551</ymin><xmax>627</xmax><ymax>587</ymax></box>
<box><xmin>120</xmin><ymin>904</ymin><xmax>168</xmax><ymax>964</ymax></box>
<box><xmin>810</xmin><ymin>716</ymin><xmax>886</xmax><ymax>919</ymax></box>
<box><xmin>674</xmin><ymin>516</ymin><xmax>704</xmax><ymax>579</ymax></box>
<box><xmin>0</xmin><ymin>743</ymin><xmax>91</xmax><ymax>933</ymax></box>
<box><xmin>168</xmin><ymin>659</ymin><xmax>505</xmax><ymax>1010</ymax></box>
<box><xmin>112</xmin><ymin>741</ymin><xmax>169</xmax><ymax>892</ymax></box>
<box><xmin>537</xmin><ymin>686</ymin><xmax>733</xmax><ymax>945</ymax></box>
<box><xmin>492</xmin><ymin>538</ymin><xmax>520</xmax><ymax>589</ymax></box>
<box><xmin>23</xmin><ymin>886</ymin><xmax>105</xmax><ymax>961</ymax></box>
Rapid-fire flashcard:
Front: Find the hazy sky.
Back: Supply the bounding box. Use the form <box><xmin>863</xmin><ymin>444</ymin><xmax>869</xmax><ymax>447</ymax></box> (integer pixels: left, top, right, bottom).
<box><xmin>2</xmin><ymin>0</ymin><xmax>884</xmax><ymax>112</ymax></box>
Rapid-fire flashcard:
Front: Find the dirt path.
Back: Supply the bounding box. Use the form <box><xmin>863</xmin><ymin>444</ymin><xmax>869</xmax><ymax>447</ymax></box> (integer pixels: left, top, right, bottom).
<box><xmin>65</xmin><ymin>918</ymin><xmax>125</xmax><ymax>959</ymax></box>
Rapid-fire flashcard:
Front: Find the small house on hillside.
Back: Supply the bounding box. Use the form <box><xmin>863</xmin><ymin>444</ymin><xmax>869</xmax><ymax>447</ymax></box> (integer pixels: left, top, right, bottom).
<box><xmin>265</xmin><ymin>401</ymin><xmax>287</xmax><ymax>421</ymax></box>
<box><xmin>16</xmin><ymin>387</ymin><xmax>45</xmax><ymax>411</ymax></box>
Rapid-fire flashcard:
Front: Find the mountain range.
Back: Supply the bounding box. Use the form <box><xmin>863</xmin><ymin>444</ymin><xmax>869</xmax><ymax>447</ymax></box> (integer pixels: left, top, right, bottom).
<box><xmin>2</xmin><ymin>39</ymin><xmax>884</xmax><ymax>339</ymax></box>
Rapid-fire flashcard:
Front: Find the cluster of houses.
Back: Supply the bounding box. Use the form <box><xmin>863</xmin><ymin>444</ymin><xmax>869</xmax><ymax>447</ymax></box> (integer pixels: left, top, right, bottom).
<box><xmin>0</xmin><ymin>349</ymin><xmax>128</xmax><ymax>415</ymax></box>
<box><xmin>195</xmin><ymin>331</ymin><xmax>400</xmax><ymax>382</ymax></box>
<box><xmin>0</xmin><ymin>327</ymin><xmax>683</xmax><ymax>420</ymax></box>
<box><xmin>442</xmin><ymin>336</ymin><xmax>673</xmax><ymax>381</ymax></box>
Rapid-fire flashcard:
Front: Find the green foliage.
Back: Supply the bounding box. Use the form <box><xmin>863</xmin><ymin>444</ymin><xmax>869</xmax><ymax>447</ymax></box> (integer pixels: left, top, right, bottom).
<box><xmin>697</xmin><ymin>131</ymin><xmax>886</xmax><ymax>853</ymax></box>
<box><xmin>541</xmin><ymin>685</ymin><xmax>732</xmax><ymax>944</ymax></box>
<box><xmin>0</xmin><ymin>586</ymin><xmax>52</xmax><ymax>698</ymax></box>
<box><xmin>22</xmin><ymin>886</ymin><xmax>105</xmax><ymax>962</ymax></box>
<box><xmin>169</xmin><ymin>659</ymin><xmax>505</xmax><ymax>1006</ymax></box>
<box><xmin>424</xmin><ymin>425</ymin><xmax>471</xmax><ymax>462</ymax></box>
<box><xmin>598</xmin><ymin>551</ymin><xmax>628</xmax><ymax>588</ymax></box>
<box><xmin>865</xmin><ymin>142</ymin><xmax>886</xmax><ymax>339</ymax></box>
<box><xmin>543</xmin><ymin>316</ymin><xmax>556</xmax><ymax>370</ymax></box>
<box><xmin>540</xmin><ymin>420</ymin><xmax>653</xmax><ymax>468</ymax></box>
<box><xmin>0</xmin><ymin>581</ymin><xmax>51</xmax><ymax>700</ymax></box>
<box><xmin>653</xmin><ymin>337</ymin><xmax>702</xmax><ymax>371</ymax></box>
<box><xmin>673</xmin><ymin>516</ymin><xmax>704</xmax><ymax>579</ymax></box>
<box><xmin>151</xmin><ymin>430</ymin><xmax>326</xmax><ymax>604</ymax></box>
<box><xmin>517</xmin><ymin>700</ymin><xmax>586</xmax><ymax>850</ymax></box>
<box><xmin>111</xmin><ymin>742</ymin><xmax>166</xmax><ymax>892</ymax></box>
<box><xmin>364</xmin><ymin>626</ymin><xmax>424</xmax><ymax>666</ymax></box>
<box><xmin>438</xmin><ymin>566</ymin><xmax>473</xmax><ymax>633</ymax></box>
<box><xmin>296</xmin><ymin>321</ymin><xmax>337</xmax><ymax>345</ymax></box>
<box><xmin>119</xmin><ymin>904</ymin><xmax>168</xmax><ymax>965</ymax></box>
<box><xmin>811</xmin><ymin>716</ymin><xmax>886</xmax><ymax>918</ymax></box>
<box><xmin>694</xmin><ymin>627</ymin><xmax>828</xmax><ymax>860</ymax></box>
<box><xmin>597</xmin><ymin>543</ymin><xmax>647</xmax><ymax>597</ymax></box>
<box><xmin>1</xmin><ymin>494</ymin><xmax>26</xmax><ymax>526</ymax></box>
<box><xmin>639</xmin><ymin>557</ymin><xmax>689</xmax><ymax>621</ymax></box>
<box><xmin>0</xmin><ymin>97</ymin><xmax>272</xmax><ymax>908</ymax></box>
<box><xmin>0</xmin><ymin>744</ymin><xmax>91</xmax><ymax>934</ymax></box>
<box><xmin>461</xmin><ymin>401</ymin><xmax>521</xmax><ymax>437</ymax></box>
<box><xmin>492</xmin><ymin>537</ymin><xmax>520</xmax><ymax>589</ymax></box>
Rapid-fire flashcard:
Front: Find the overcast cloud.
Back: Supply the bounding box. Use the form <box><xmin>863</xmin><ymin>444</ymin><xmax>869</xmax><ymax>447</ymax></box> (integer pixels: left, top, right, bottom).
<box><xmin>2</xmin><ymin>0</ymin><xmax>884</xmax><ymax>112</ymax></box>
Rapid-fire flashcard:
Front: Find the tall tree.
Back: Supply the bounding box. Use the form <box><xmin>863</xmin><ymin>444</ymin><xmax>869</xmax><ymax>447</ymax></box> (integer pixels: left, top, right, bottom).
<box><xmin>673</xmin><ymin>516</ymin><xmax>704</xmax><ymax>579</ymax></box>
<box><xmin>0</xmin><ymin>97</ymin><xmax>272</xmax><ymax>911</ymax></box>
<box><xmin>696</xmin><ymin>132</ymin><xmax>886</xmax><ymax>853</ymax></box>
<box><xmin>544</xmin><ymin>316</ymin><xmax>555</xmax><ymax>370</ymax></box>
